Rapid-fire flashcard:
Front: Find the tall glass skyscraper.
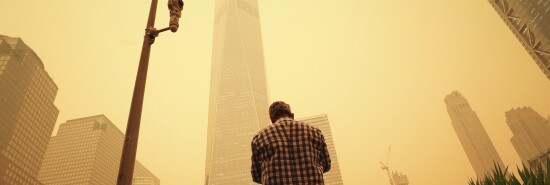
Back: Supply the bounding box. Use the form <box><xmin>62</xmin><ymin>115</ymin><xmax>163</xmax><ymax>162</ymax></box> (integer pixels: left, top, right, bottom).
<box><xmin>506</xmin><ymin>107</ymin><xmax>550</xmax><ymax>166</ymax></box>
<box><xmin>489</xmin><ymin>0</ymin><xmax>550</xmax><ymax>80</ymax></box>
<box><xmin>297</xmin><ymin>114</ymin><xmax>344</xmax><ymax>185</ymax></box>
<box><xmin>445</xmin><ymin>91</ymin><xmax>505</xmax><ymax>177</ymax></box>
<box><xmin>0</xmin><ymin>35</ymin><xmax>59</xmax><ymax>185</ymax></box>
<box><xmin>204</xmin><ymin>0</ymin><xmax>270</xmax><ymax>184</ymax></box>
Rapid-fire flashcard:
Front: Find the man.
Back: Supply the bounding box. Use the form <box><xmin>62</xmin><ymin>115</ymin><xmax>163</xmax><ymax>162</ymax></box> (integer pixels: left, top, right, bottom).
<box><xmin>251</xmin><ymin>101</ymin><xmax>331</xmax><ymax>184</ymax></box>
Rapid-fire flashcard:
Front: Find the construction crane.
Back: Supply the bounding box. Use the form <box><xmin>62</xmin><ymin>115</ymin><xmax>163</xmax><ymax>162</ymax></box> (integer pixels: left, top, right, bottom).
<box><xmin>380</xmin><ymin>145</ymin><xmax>394</xmax><ymax>185</ymax></box>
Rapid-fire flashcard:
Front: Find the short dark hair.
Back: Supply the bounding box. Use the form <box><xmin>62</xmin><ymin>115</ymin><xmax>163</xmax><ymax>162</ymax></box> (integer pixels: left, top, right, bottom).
<box><xmin>269</xmin><ymin>101</ymin><xmax>292</xmax><ymax>121</ymax></box>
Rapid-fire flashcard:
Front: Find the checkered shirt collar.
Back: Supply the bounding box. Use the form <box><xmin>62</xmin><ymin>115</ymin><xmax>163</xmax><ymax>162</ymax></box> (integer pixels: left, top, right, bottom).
<box><xmin>275</xmin><ymin>117</ymin><xmax>293</xmax><ymax>123</ymax></box>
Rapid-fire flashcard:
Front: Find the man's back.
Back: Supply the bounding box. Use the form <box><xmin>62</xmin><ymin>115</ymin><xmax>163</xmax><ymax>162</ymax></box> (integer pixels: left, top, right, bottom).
<box><xmin>251</xmin><ymin>117</ymin><xmax>331</xmax><ymax>185</ymax></box>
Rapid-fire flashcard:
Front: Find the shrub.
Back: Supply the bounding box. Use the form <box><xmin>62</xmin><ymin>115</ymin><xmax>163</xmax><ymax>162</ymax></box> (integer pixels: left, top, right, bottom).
<box><xmin>468</xmin><ymin>159</ymin><xmax>550</xmax><ymax>185</ymax></box>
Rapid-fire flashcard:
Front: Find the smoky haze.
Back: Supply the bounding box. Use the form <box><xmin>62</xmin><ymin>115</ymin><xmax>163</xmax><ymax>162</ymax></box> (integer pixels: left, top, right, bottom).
<box><xmin>1</xmin><ymin>0</ymin><xmax>550</xmax><ymax>185</ymax></box>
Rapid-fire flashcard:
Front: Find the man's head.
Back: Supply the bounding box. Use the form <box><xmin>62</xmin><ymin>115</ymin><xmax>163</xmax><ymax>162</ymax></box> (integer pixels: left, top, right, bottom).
<box><xmin>269</xmin><ymin>101</ymin><xmax>294</xmax><ymax>123</ymax></box>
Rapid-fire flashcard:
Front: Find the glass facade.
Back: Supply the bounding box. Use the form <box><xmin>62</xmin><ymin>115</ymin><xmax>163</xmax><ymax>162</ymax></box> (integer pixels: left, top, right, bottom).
<box><xmin>37</xmin><ymin>115</ymin><xmax>159</xmax><ymax>185</ymax></box>
<box><xmin>445</xmin><ymin>91</ymin><xmax>505</xmax><ymax>178</ymax></box>
<box><xmin>0</xmin><ymin>35</ymin><xmax>59</xmax><ymax>185</ymax></box>
<box><xmin>204</xmin><ymin>0</ymin><xmax>270</xmax><ymax>184</ymax></box>
<box><xmin>489</xmin><ymin>0</ymin><xmax>550</xmax><ymax>80</ymax></box>
<box><xmin>297</xmin><ymin>114</ymin><xmax>344</xmax><ymax>185</ymax></box>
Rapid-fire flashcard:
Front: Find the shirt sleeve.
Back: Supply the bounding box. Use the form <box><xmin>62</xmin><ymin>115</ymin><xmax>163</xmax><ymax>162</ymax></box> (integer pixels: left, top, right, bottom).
<box><xmin>318</xmin><ymin>128</ymin><xmax>331</xmax><ymax>173</ymax></box>
<box><xmin>251</xmin><ymin>134</ymin><xmax>262</xmax><ymax>183</ymax></box>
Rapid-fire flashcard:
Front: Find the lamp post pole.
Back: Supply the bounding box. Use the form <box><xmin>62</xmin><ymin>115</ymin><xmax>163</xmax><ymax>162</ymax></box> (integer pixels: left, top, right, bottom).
<box><xmin>116</xmin><ymin>0</ymin><xmax>183</xmax><ymax>184</ymax></box>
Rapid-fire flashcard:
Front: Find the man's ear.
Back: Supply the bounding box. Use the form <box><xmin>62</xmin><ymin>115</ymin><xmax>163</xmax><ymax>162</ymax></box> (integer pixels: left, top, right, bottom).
<box><xmin>290</xmin><ymin>113</ymin><xmax>294</xmax><ymax>119</ymax></box>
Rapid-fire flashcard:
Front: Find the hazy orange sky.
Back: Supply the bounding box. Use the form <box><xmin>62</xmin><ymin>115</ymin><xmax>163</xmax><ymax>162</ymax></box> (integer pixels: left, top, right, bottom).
<box><xmin>2</xmin><ymin>0</ymin><xmax>550</xmax><ymax>184</ymax></box>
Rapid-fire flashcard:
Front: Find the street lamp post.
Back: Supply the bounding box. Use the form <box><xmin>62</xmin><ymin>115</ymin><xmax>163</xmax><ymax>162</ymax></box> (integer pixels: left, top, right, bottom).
<box><xmin>116</xmin><ymin>0</ymin><xmax>183</xmax><ymax>184</ymax></box>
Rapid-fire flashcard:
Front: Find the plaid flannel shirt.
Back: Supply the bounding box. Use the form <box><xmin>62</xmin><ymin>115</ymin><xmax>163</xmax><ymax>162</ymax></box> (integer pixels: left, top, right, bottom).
<box><xmin>251</xmin><ymin>117</ymin><xmax>331</xmax><ymax>185</ymax></box>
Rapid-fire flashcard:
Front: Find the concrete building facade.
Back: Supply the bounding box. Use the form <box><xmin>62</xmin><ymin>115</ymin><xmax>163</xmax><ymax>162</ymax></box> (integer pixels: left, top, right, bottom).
<box><xmin>38</xmin><ymin>115</ymin><xmax>159</xmax><ymax>185</ymax></box>
<box><xmin>506</xmin><ymin>107</ymin><xmax>550</xmax><ymax>166</ymax></box>
<box><xmin>445</xmin><ymin>91</ymin><xmax>505</xmax><ymax>177</ymax></box>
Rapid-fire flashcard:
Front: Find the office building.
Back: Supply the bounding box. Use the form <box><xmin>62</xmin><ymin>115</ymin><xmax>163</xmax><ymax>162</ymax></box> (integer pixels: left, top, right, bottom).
<box><xmin>392</xmin><ymin>171</ymin><xmax>409</xmax><ymax>185</ymax></box>
<box><xmin>38</xmin><ymin>115</ymin><xmax>159</xmax><ymax>185</ymax></box>
<box><xmin>204</xmin><ymin>0</ymin><xmax>270</xmax><ymax>184</ymax></box>
<box><xmin>489</xmin><ymin>0</ymin><xmax>550</xmax><ymax>80</ymax></box>
<box><xmin>445</xmin><ymin>91</ymin><xmax>505</xmax><ymax>177</ymax></box>
<box><xmin>0</xmin><ymin>35</ymin><xmax>59</xmax><ymax>185</ymax></box>
<box><xmin>506</xmin><ymin>107</ymin><xmax>550</xmax><ymax>166</ymax></box>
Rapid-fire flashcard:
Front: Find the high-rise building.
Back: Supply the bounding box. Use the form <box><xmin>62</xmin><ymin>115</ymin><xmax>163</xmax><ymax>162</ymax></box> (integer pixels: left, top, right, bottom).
<box><xmin>506</xmin><ymin>107</ymin><xmax>550</xmax><ymax>166</ymax></box>
<box><xmin>0</xmin><ymin>35</ymin><xmax>59</xmax><ymax>185</ymax></box>
<box><xmin>204</xmin><ymin>0</ymin><xmax>270</xmax><ymax>184</ymax></box>
<box><xmin>489</xmin><ymin>0</ymin><xmax>550</xmax><ymax>80</ymax></box>
<box><xmin>297</xmin><ymin>114</ymin><xmax>344</xmax><ymax>185</ymax></box>
<box><xmin>445</xmin><ymin>91</ymin><xmax>505</xmax><ymax>177</ymax></box>
<box><xmin>38</xmin><ymin>115</ymin><xmax>159</xmax><ymax>185</ymax></box>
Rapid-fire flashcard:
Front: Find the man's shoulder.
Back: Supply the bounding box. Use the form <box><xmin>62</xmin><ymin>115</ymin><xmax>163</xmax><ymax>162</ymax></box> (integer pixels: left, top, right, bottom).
<box><xmin>293</xmin><ymin>120</ymin><xmax>321</xmax><ymax>131</ymax></box>
<box><xmin>256</xmin><ymin>120</ymin><xmax>320</xmax><ymax>135</ymax></box>
<box><xmin>256</xmin><ymin>123</ymin><xmax>279</xmax><ymax>136</ymax></box>
<box><xmin>254</xmin><ymin>124</ymin><xmax>275</xmax><ymax>137</ymax></box>
<box><xmin>280</xmin><ymin>120</ymin><xmax>322</xmax><ymax>135</ymax></box>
